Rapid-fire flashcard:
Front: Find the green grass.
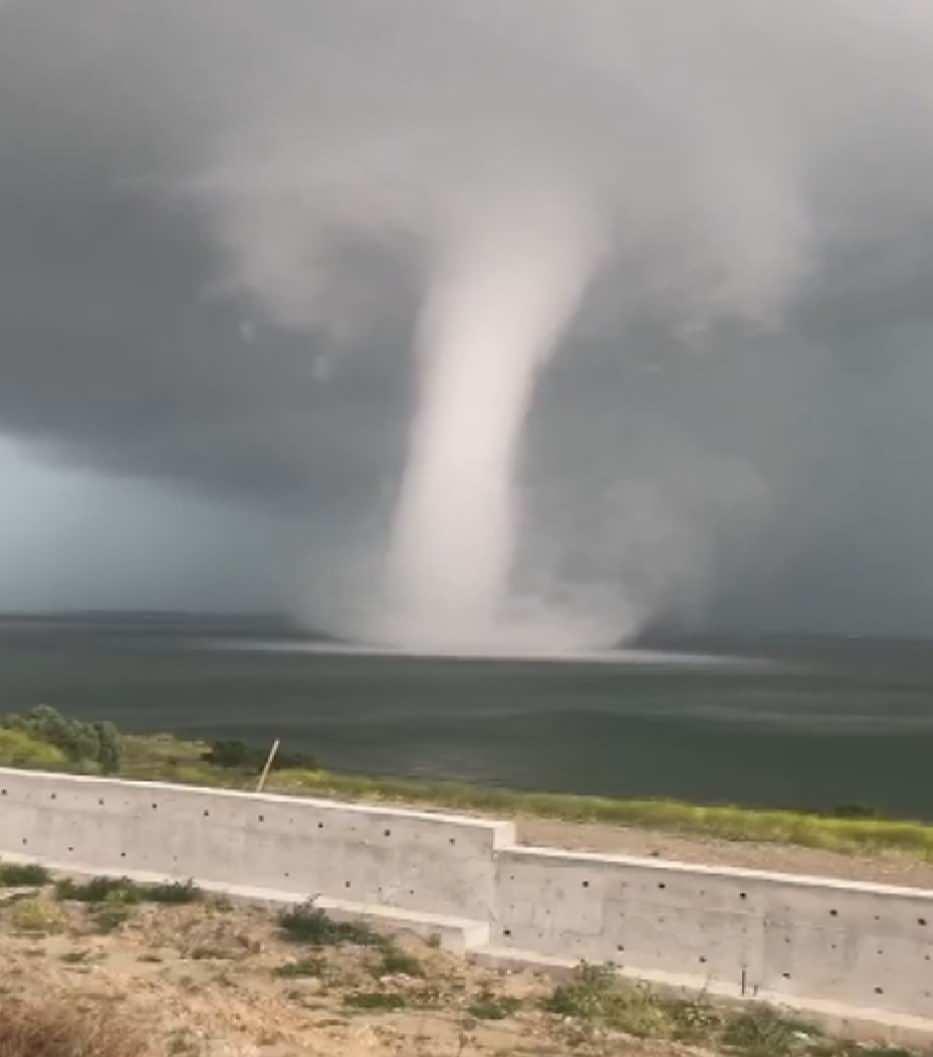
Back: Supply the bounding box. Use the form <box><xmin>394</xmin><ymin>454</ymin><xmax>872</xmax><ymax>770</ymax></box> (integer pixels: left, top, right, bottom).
<box><xmin>0</xmin><ymin>727</ymin><xmax>67</xmax><ymax>769</ymax></box>
<box><xmin>0</xmin><ymin>862</ymin><xmax>50</xmax><ymax>887</ymax></box>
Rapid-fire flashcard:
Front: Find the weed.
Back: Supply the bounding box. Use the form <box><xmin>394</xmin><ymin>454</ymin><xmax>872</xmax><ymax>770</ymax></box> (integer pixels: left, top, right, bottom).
<box><xmin>59</xmin><ymin>950</ymin><xmax>90</xmax><ymax>964</ymax></box>
<box><xmin>278</xmin><ymin>901</ymin><xmax>385</xmax><ymax>947</ymax></box>
<box><xmin>91</xmin><ymin>902</ymin><xmax>133</xmax><ymax>934</ymax></box>
<box><xmin>0</xmin><ymin>863</ymin><xmax>49</xmax><ymax>887</ymax></box>
<box><xmin>146</xmin><ymin>880</ymin><xmax>201</xmax><ymax>904</ymax></box>
<box><xmin>56</xmin><ymin>876</ymin><xmax>140</xmax><ymax>904</ymax></box>
<box><xmin>722</xmin><ymin>1007</ymin><xmax>815</xmax><ymax>1057</ymax></box>
<box><xmin>0</xmin><ymin>999</ymin><xmax>142</xmax><ymax>1057</ymax></box>
<box><xmin>9</xmin><ymin>897</ymin><xmax>66</xmax><ymax>935</ymax></box>
<box><xmin>343</xmin><ymin>991</ymin><xmax>408</xmax><ymax>1011</ymax></box>
<box><xmin>274</xmin><ymin>956</ymin><xmax>326</xmax><ymax>978</ymax></box>
<box><xmin>56</xmin><ymin>875</ymin><xmax>200</xmax><ymax>905</ymax></box>
<box><xmin>467</xmin><ymin>989</ymin><xmax>521</xmax><ymax>1020</ymax></box>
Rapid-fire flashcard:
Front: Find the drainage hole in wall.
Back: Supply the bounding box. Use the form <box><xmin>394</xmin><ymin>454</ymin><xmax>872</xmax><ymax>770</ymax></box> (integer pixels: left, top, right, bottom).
<box><xmin>120</xmin><ymin>852</ymin><xmax>126</xmax><ymax>858</ymax></box>
<box><xmin>258</xmin><ymin>815</ymin><xmax>264</xmax><ymax>823</ymax></box>
<box><xmin>503</xmin><ymin>929</ymin><xmax>512</xmax><ymax>937</ymax></box>
<box><xmin>919</xmin><ymin>918</ymin><xmax>928</xmax><ymax>926</ymax></box>
<box><xmin>1</xmin><ymin>790</ymin><xmax>6</xmax><ymax>796</ymax></box>
<box><xmin>284</xmin><ymin>872</ymin><xmax>290</xmax><ymax>879</ymax></box>
<box><xmin>21</xmin><ymin>838</ymin><xmax>27</xmax><ymax>846</ymax></box>
<box><xmin>345</xmin><ymin>881</ymin><xmax>351</xmax><ymax>889</ymax></box>
<box><xmin>617</xmin><ymin>945</ymin><xmax>625</xmax><ymax>952</ymax></box>
<box><xmin>782</xmin><ymin>973</ymin><xmax>791</xmax><ymax>980</ymax></box>
<box><xmin>829</xmin><ymin>909</ymin><xmax>838</xmax><ymax>917</ymax></box>
<box><xmin>203</xmin><ymin>810</ymin><xmax>210</xmax><ymax>818</ymax></box>
<box><xmin>317</xmin><ymin>822</ymin><xmax>324</xmax><ymax>830</ymax></box>
<box><xmin>877</xmin><ymin>950</ymin><xmax>884</xmax><ymax>956</ymax></box>
<box><xmin>409</xmin><ymin>889</ymin><xmax>415</xmax><ymax>896</ymax></box>
<box><xmin>384</xmin><ymin>829</ymin><xmax>391</xmax><ymax>837</ymax></box>
<box><xmin>151</xmin><ymin>803</ymin><xmax>158</xmax><ymax>810</ymax></box>
<box><xmin>874</xmin><ymin>987</ymin><xmax>884</xmax><ymax>995</ymax></box>
<box><xmin>785</xmin><ymin>938</ymin><xmax>791</xmax><ymax>945</ymax></box>
<box><xmin>449</xmin><ymin>838</ymin><xmax>456</xmax><ymax>846</ymax></box>
<box><xmin>739</xmin><ymin>892</ymin><xmax>747</xmax><ymax>900</ymax></box>
<box><xmin>50</xmin><ymin>793</ymin><xmax>56</xmax><ymax>800</ymax></box>
<box><xmin>582</xmin><ymin>881</ymin><xmax>589</xmax><ymax>888</ymax></box>
<box><xmin>699</xmin><ymin>956</ymin><xmax>707</xmax><ymax>964</ymax></box>
<box><xmin>67</xmin><ymin>847</ymin><xmax>73</xmax><ymax>853</ymax></box>
<box><xmin>98</xmin><ymin>799</ymin><xmax>104</xmax><ymax>806</ymax></box>
<box><xmin>658</xmin><ymin>882</ymin><xmax>666</xmax><ymax>890</ymax></box>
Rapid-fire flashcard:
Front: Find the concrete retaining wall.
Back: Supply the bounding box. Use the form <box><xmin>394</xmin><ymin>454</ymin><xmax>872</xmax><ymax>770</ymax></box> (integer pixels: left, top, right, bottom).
<box><xmin>2</xmin><ymin>767</ymin><xmax>932</xmax><ymax>1031</ymax></box>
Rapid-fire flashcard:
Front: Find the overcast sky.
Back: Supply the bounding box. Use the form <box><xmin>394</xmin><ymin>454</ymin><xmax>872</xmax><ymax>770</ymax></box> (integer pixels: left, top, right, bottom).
<box><xmin>2</xmin><ymin>1</ymin><xmax>933</xmax><ymax>638</ymax></box>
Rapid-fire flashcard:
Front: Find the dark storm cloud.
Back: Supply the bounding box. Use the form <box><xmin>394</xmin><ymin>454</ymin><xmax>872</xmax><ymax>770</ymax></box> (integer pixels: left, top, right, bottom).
<box><xmin>2</xmin><ymin>0</ymin><xmax>933</xmax><ymax>633</ymax></box>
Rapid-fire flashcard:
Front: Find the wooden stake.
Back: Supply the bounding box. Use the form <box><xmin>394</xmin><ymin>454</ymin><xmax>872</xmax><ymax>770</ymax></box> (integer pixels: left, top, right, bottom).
<box><xmin>256</xmin><ymin>738</ymin><xmax>280</xmax><ymax>793</ymax></box>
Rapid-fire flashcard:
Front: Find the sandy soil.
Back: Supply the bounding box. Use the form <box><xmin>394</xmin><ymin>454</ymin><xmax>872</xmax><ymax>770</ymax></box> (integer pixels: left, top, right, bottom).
<box><xmin>0</xmin><ymin>887</ymin><xmax>701</xmax><ymax>1057</ymax></box>
<box><xmin>515</xmin><ymin>819</ymin><xmax>933</xmax><ymax>891</ymax></box>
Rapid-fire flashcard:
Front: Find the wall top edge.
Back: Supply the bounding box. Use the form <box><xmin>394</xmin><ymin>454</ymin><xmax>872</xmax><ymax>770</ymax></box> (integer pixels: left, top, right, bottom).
<box><xmin>0</xmin><ymin>766</ymin><xmax>514</xmax><ymax>836</ymax></box>
<box><xmin>504</xmin><ymin>843</ymin><xmax>933</xmax><ymax>901</ymax></box>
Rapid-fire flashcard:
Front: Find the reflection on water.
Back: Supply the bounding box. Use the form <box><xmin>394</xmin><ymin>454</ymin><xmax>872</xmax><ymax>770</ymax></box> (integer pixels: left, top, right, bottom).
<box><xmin>1</xmin><ymin>616</ymin><xmax>931</xmax><ymax>817</ymax></box>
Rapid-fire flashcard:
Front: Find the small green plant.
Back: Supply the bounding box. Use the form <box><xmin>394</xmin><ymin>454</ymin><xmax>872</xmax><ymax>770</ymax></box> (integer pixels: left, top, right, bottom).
<box><xmin>59</xmin><ymin>949</ymin><xmax>91</xmax><ymax>964</ymax></box>
<box><xmin>0</xmin><ymin>862</ymin><xmax>49</xmax><ymax>887</ymax></box>
<box><xmin>278</xmin><ymin>901</ymin><xmax>385</xmax><ymax>947</ymax></box>
<box><xmin>467</xmin><ymin>989</ymin><xmax>521</xmax><ymax>1020</ymax></box>
<box><xmin>274</xmin><ymin>956</ymin><xmax>326</xmax><ymax>978</ymax></box>
<box><xmin>343</xmin><ymin>991</ymin><xmax>408</xmax><ymax>1011</ymax></box>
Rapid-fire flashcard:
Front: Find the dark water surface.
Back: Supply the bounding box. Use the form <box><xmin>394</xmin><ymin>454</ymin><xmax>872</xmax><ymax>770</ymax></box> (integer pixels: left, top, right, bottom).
<box><xmin>1</xmin><ymin>616</ymin><xmax>931</xmax><ymax>817</ymax></box>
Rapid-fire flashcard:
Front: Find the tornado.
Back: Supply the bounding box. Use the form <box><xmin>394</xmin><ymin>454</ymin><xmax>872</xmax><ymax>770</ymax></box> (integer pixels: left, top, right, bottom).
<box><xmin>383</xmin><ymin>197</ymin><xmax>597</xmax><ymax>650</ymax></box>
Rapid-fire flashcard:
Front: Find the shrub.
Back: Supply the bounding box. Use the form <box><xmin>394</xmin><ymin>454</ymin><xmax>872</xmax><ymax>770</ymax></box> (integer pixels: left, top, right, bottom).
<box><xmin>373</xmin><ymin>943</ymin><xmax>424</xmax><ymax>978</ymax></box>
<box><xmin>56</xmin><ymin>876</ymin><xmax>140</xmax><ymax>904</ymax></box>
<box><xmin>0</xmin><ymin>862</ymin><xmax>50</xmax><ymax>887</ymax></box>
<box><xmin>1</xmin><ymin>706</ymin><xmax>121</xmax><ymax>773</ymax></box>
<box><xmin>0</xmin><ymin>999</ymin><xmax>142</xmax><ymax>1057</ymax></box>
<box><xmin>278</xmin><ymin>902</ymin><xmax>385</xmax><ymax>947</ymax></box>
<box><xmin>201</xmin><ymin>739</ymin><xmax>317</xmax><ymax>772</ymax></box>
<box><xmin>145</xmin><ymin>880</ymin><xmax>201</xmax><ymax>904</ymax></box>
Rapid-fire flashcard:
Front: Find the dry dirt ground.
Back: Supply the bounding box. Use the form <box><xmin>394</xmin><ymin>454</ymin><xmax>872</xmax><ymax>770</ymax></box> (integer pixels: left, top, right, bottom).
<box><xmin>515</xmin><ymin>819</ymin><xmax>933</xmax><ymax>890</ymax></box>
<box><xmin>0</xmin><ymin>887</ymin><xmax>708</xmax><ymax>1057</ymax></box>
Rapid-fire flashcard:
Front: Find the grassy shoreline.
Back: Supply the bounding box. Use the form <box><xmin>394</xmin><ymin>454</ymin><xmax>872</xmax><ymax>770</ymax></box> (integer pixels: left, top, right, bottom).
<box><xmin>116</xmin><ymin>732</ymin><xmax>933</xmax><ymax>861</ymax></box>
<box><xmin>3</xmin><ymin>714</ymin><xmax>932</xmax><ymax>861</ymax></box>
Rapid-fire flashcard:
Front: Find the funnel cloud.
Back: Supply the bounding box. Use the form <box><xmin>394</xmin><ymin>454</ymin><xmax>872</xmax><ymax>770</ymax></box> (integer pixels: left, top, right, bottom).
<box><xmin>1</xmin><ymin>2</ymin><xmax>933</xmax><ymax>643</ymax></box>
